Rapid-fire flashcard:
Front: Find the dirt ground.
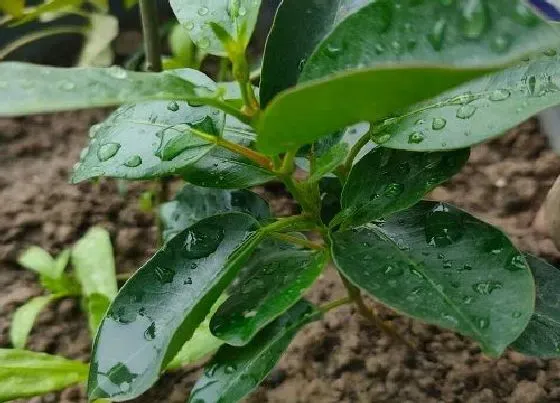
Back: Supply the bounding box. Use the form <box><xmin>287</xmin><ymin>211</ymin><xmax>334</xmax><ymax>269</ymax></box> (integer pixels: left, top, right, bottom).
<box><xmin>1</xmin><ymin>112</ymin><xmax>560</xmax><ymax>403</ymax></box>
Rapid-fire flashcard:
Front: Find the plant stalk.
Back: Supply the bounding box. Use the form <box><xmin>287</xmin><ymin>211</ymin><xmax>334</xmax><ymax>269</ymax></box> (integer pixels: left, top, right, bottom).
<box><xmin>320</xmin><ymin>297</ymin><xmax>352</xmax><ymax>313</ymax></box>
<box><xmin>139</xmin><ymin>0</ymin><xmax>162</xmax><ymax>72</ymax></box>
<box><xmin>269</xmin><ymin>232</ymin><xmax>324</xmax><ymax>250</ymax></box>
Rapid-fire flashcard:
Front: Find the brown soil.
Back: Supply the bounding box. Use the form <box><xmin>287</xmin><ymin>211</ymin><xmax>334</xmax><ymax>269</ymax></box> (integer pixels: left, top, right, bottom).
<box><xmin>1</xmin><ymin>113</ymin><xmax>560</xmax><ymax>403</ymax></box>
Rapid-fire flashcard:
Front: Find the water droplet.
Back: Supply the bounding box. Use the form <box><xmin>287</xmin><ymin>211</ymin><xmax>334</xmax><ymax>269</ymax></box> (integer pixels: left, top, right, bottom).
<box><xmin>409</xmin><ymin>265</ymin><xmax>423</xmax><ymax>279</ymax></box>
<box><xmin>238</xmin><ymin>6</ymin><xmax>247</xmax><ymax>16</ymax></box>
<box><xmin>167</xmin><ymin>101</ymin><xmax>180</xmax><ymax>112</ymax></box>
<box><xmin>463</xmin><ymin>295</ymin><xmax>473</xmax><ymax>304</ymax></box>
<box><xmin>460</xmin><ymin>264</ymin><xmax>473</xmax><ymax>271</ymax></box>
<box><xmin>443</xmin><ymin>260</ymin><xmax>452</xmax><ymax>269</ymax></box>
<box><xmin>491</xmin><ymin>34</ymin><xmax>512</xmax><ymax>53</ymax></box>
<box><xmin>489</xmin><ymin>89</ymin><xmax>511</xmax><ymax>101</ymax></box>
<box><xmin>425</xmin><ymin>203</ymin><xmax>464</xmax><ymax>247</ymax></box>
<box><xmin>243</xmin><ymin>310</ymin><xmax>257</xmax><ymax>318</ymax></box>
<box><xmin>384</xmin><ymin>265</ymin><xmax>404</xmax><ymax>277</ymax></box>
<box><xmin>183</xmin><ymin>226</ymin><xmax>225</xmax><ymax>259</ymax></box>
<box><xmin>297</xmin><ymin>58</ymin><xmax>307</xmax><ymax>72</ymax></box>
<box><xmin>79</xmin><ymin>147</ymin><xmax>89</xmax><ymax>160</ymax></box>
<box><xmin>472</xmin><ymin>280</ymin><xmax>503</xmax><ymax>295</ymax></box>
<box><xmin>513</xmin><ymin>2</ymin><xmax>539</xmax><ymax>26</ymax></box>
<box><xmin>124</xmin><ymin>155</ymin><xmax>142</xmax><ymax>167</ymax></box>
<box><xmin>456</xmin><ymin>105</ymin><xmax>477</xmax><ymax>119</ymax></box>
<box><xmin>427</xmin><ymin>19</ymin><xmax>447</xmax><ymax>51</ymax></box>
<box><xmin>432</xmin><ymin>117</ymin><xmax>447</xmax><ymax>131</ymax></box>
<box><xmin>185</xmin><ymin>21</ymin><xmax>194</xmax><ymax>30</ymax></box>
<box><xmin>199</xmin><ymin>37</ymin><xmax>210</xmax><ymax>49</ymax></box>
<box><xmin>58</xmin><ymin>80</ymin><xmax>75</xmax><ymax>91</ymax></box>
<box><xmin>385</xmin><ymin>183</ymin><xmax>404</xmax><ymax>197</ymax></box>
<box><xmin>512</xmin><ymin>311</ymin><xmax>522</xmax><ymax>318</ymax></box>
<box><xmin>544</xmin><ymin>49</ymin><xmax>558</xmax><ymax>57</ymax></box>
<box><xmin>443</xmin><ymin>313</ymin><xmax>457</xmax><ymax>324</ymax></box>
<box><xmin>108</xmin><ymin>66</ymin><xmax>128</xmax><ymax>79</ymax></box>
<box><xmin>374</xmin><ymin>43</ymin><xmax>386</xmax><ymax>54</ymax></box>
<box><xmin>527</xmin><ymin>75</ymin><xmax>537</xmax><ymax>95</ymax></box>
<box><xmin>224</xmin><ymin>364</ymin><xmax>237</xmax><ymax>374</ymax></box>
<box><xmin>325</xmin><ymin>44</ymin><xmax>342</xmax><ymax>58</ymax></box>
<box><xmin>154</xmin><ymin>266</ymin><xmax>175</xmax><ymax>284</ymax></box>
<box><xmin>508</xmin><ymin>254</ymin><xmax>526</xmax><ymax>271</ymax></box>
<box><xmin>476</xmin><ymin>316</ymin><xmax>490</xmax><ymax>329</ymax></box>
<box><xmin>460</xmin><ymin>0</ymin><xmax>487</xmax><ymax>39</ymax></box>
<box><xmin>373</xmin><ymin>133</ymin><xmax>391</xmax><ymax>144</ymax></box>
<box><xmin>198</xmin><ymin>6</ymin><xmax>209</xmax><ymax>15</ymax></box>
<box><xmin>144</xmin><ymin>322</ymin><xmax>156</xmax><ymax>340</ymax></box>
<box><xmin>89</xmin><ymin>124</ymin><xmax>101</xmax><ymax>138</ymax></box>
<box><xmin>97</xmin><ymin>143</ymin><xmax>121</xmax><ymax>162</ymax></box>
<box><xmin>408</xmin><ymin>131</ymin><xmax>425</xmax><ymax>144</ymax></box>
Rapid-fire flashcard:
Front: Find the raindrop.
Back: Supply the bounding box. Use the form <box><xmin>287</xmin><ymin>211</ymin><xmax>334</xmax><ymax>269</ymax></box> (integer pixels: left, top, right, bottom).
<box><xmin>460</xmin><ymin>0</ymin><xmax>487</xmax><ymax>39</ymax></box>
<box><xmin>385</xmin><ymin>183</ymin><xmax>404</xmax><ymax>197</ymax></box>
<box><xmin>432</xmin><ymin>117</ymin><xmax>447</xmax><ymax>131</ymax></box>
<box><xmin>489</xmin><ymin>89</ymin><xmax>511</xmax><ymax>102</ymax></box>
<box><xmin>443</xmin><ymin>260</ymin><xmax>452</xmax><ymax>269</ymax></box>
<box><xmin>373</xmin><ymin>133</ymin><xmax>391</xmax><ymax>144</ymax></box>
<box><xmin>167</xmin><ymin>101</ymin><xmax>180</xmax><ymax>111</ymax></box>
<box><xmin>89</xmin><ymin>124</ymin><xmax>102</xmax><ymax>138</ymax></box>
<box><xmin>374</xmin><ymin>43</ymin><xmax>386</xmax><ymax>54</ymax></box>
<box><xmin>124</xmin><ymin>155</ymin><xmax>142</xmax><ymax>167</ymax></box>
<box><xmin>325</xmin><ymin>44</ymin><xmax>342</xmax><ymax>59</ymax></box>
<box><xmin>79</xmin><ymin>147</ymin><xmax>89</xmax><ymax>160</ymax></box>
<box><xmin>409</xmin><ymin>265</ymin><xmax>423</xmax><ymax>279</ymax></box>
<box><xmin>463</xmin><ymin>295</ymin><xmax>473</xmax><ymax>304</ymax></box>
<box><xmin>544</xmin><ymin>49</ymin><xmax>558</xmax><ymax>57</ymax></box>
<box><xmin>527</xmin><ymin>75</ymin><xmax>537</xmax><ymax>95</ymax></box>
<box><xmin>476</xmin><ymin>316</ymin><xmax>490</xmax><ymax>329</ymax></box>
<box><xmin>238</xmin><ymin>6</ymin><xmax>247</xmax><ymax>16</ymax></box>
<box><xmin>199</xmin><ymin>37</ymin><xmax>211</xmax><ymax>49</ymax></box>
<box><xmin>491</xmin><ymin>34</ymin><xmax>512</xmax><ymax>53</ymax></box>
<box><xmin>472</xmin><ymin>280</ymin><xmax>503</xmax><ymax>295</ymax></box>
<box><xmin>243</xmin><ymin>310</ymin><xmax>257</xmax><ymax>318</ymax></box>
<box><xmin>198</xmin><ymin>6</ymin><xmax>209</xmax><ymax>15</ymax></box>
<box><xmin>144</xmin><ymin>322</ymin><xmax>156</xmax><ymax>340</ymax></box>
<box><xmin>443</xmin><ymin>314</ymin><xmax>457</xmax><ymax>324</ymax></box>
<box><xmin>513</xmin><ymin>2</ymin><xmax>539</xmax><ymax>26</ymax></box>
<box><xmin>459</xmin><ymin>264</ymin><xmax>473</xmax><ymax>271</ymax></box>
<box><xmin>185</xmin><ymin>21</ymin><xmax>195</xmax><ymax>31</ymax></box>
<box><xmin>507</xmin><ymin>254</ymin><xmax>526</xmax><ymax>271</ymax></box>
<box><xmin>384</xmin><ymin>265</ymin><xmax>404</xmax><ymax>277</ymax></box>
<box><xmin>97</xmin><ymin>143</ymin><xmax>121</xmax><ymax>162</ymax></box>
<box><xmin>184</xmin><ymin>277</ymin><xmax>193</xmax><ymax>285</ymax></box>
<box><xmin>183</xmin><ymin>226</ymin><xmax>225</xmax><ymax>259</ymax></box>
<box><xmin>425</xmin><ymin>203</ymin><xmax>464</xmax><ymax>247</ymax></box>
<box><xmin>224</xmin><ymin>364</ymin><xmax>237</xmax><ymax>374</ymax></box>
<box><xmin>297</xmin><ymin>58</ymin><xmax>307</xmax><ymax>72</ymax></box>
<box><xmin>408</xmin><ymin>131</ymin><xmax>425</xmax><ymax>144</ymax></box>
<box><xmin>58</xmin><ymin>80</ymin><xmax>75</xmax><ymax>91</ymax></box>
<box><xmin>108</xmin><ymin>66</ymin><xmax>128</xmax><ymax>79</ymax></box>
<box><xmin>427</xmin><ymin>19</ymin><xmax>447</xmax><ymax>51</ymax></box>
<box><xmin>154</xmin><ymin>266</ymin><xmax>175</xmax><ymax>284</ymax></box>
<box><xmin>456</xmin><ymin>105</ymin><xmax>477</xmax><ymax>119</ymax></box>
<box><xmin>512</xmin><ymin>311</ymin><xmax>522</xmax><ymax>318</ymax></box>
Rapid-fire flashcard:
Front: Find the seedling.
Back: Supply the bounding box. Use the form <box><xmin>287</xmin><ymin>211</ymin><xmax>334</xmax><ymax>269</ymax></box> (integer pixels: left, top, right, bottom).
<box><xmin>2</xmin><ymin>1</ymin><xmax>560</xmax><ymax>402</ymax></box>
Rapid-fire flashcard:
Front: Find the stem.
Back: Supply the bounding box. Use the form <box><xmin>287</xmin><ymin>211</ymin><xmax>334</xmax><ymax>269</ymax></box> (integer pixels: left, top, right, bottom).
<box><xmin>279</xmin><ymin>150</ymin><xmax>297</xmax><ymax>175</ymax></box>
<box><xmin>262</xmin><ymin>215</ymin><xmax>319</xmax><ymax>233</ymax></box>
<box><xmin>282</xmin><ymin>175</ymin><xmax>319</xmax><ymax>217</ymax></box>
<box><xmin>270</xmin><ymin>233</ymin><xmax>324</xmax><ymax>250</ymax></box>
<box><xmin>320</xmin><ymin>297</ymin><xmax>352</xmax><ymax>313</ymax></box>
<box><xmin>139</xmin><ymin>0</ymin><xmax>162</xmax><ymax>72</ymax></box>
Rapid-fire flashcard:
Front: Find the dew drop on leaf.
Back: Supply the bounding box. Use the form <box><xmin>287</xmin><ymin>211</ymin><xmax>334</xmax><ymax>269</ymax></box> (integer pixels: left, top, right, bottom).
<box><xmin>108</xmin><ymin>66</ymin><xmax>128</xmax><ymax>79</ymax></box>
<box><xmin>513</xmin><ymin>2</ymin><xmax>539</xmax><ymax>26</ymax></box>
<box><xmin>185</xmin><ymin>21</ymin><xmax>194</xmax><ymax>30</ymax></box>
<box><xmin>512</xmin><ymin>311</ymin><xmax>522</xmax><ymax>318</ymax></box>
<box><xmin>183</xmin><ymin>226</ymin><xmax>225</xmax><ymax>259</ymax></box>
<box><xmin>408</xmin><ymin>131</ymin><xmax>425</xmax><ymax>144</ymax></box>
<box><xmin>58</xmin><ymin>80</ymin><xmax>75</xmax><ymax>91</ymax></box>
<box><xmin>154</xmin><ymin>266</ymin><xmax>175</xmax><ymax>284</ymax></box>
<box><xmin>427</xmin><ymin>19</ymin><xmax>447</xmax><ymax>51</ymax></box>
<box><xmin>472</xmin><ymin>280</ymin><xmax>503</xmax><ymax>295</ymax></box>
<box><xmin>124</xmin><ymin>155</ymin><xmax>142</xmax><ymax>167</ymax></box>
<box><xmin>476</xmin><ymin>316</ymin><xmax>490</xmax><ymax>329</ymax></box>
<box><xmin>456</xmin><ymin>105</ymin><xmax>477</xmax><ymax>119</ymax></box>
<box><xmin>167</xmin><ymin>101</ymin><xmax>180</xmax><ymax>111</ymax></box>
<box><xmin>432</xmin><ymin>117</ymin><xmax>447</xmax><ymax>130</ymax></box>
<box><xmin>462</xmin><ymin>295</ymin><xmax>473</xmax><ymax>304</ymax></box>
<box><xmin>489</xmin><ymin>89</ymin><xmax>511</xmax><ymax>101</ymax></box>
<box><xmin>385</xmin><ymin>183</ymin><xmax>404</xmax><ymax>196</ymax></box>
<box><xmin>425</xmin><ymin>204</ymin><xmax>464</xmax><ymax>247</ymax></box>
<box><xmin>97</xmin><ymin>143</ymin><xmax>121</xmax><ymax>162</ymax></box>
<box><xmin>507</xmin><ymin>254</ymin><xmax>527</xmax><ymax>271</ymax></box>
<box><xmin>198</xmin><ymin>6</ymin><xmax>209</xmax><ymax>15</ymax></box>
<box><xmin>144</xmin><ymin>322</ymin><xmax>156</xmax><ymax>341</ymax></box>
<box><xmin>384</xmin><ymin>265</ymin><xmax>404</xmax><ymax>277</ymax></box>
<box><xmin>544</xmin><ymin>49</ymin><xmax>558</xmax><ymax>57</ymax></box>
<box><xmin>491</xmin><ymin>34</ymin><xmax>512</xmax><ymax>53</ymax></box>
<box><xmin>199</xmin><ymin>37</ymin><xmax>211</xmax><ymax>49</ymax></box>
<box><xmin>460</xmin><ymin>0</ymin><xmax>487</xmax><ymax>40</ymax></box>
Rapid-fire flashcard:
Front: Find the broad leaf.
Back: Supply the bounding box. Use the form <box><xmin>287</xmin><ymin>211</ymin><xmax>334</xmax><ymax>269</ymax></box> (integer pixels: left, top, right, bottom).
<box><xmin>188</xmin><ymin>300</ymin><xmax>320</xmax><ymax>403</ymax></box>
<box><xmin>71</xmin><ymin>100</ymin><xmax>273</xmax><ymax>188</ymax></box>
<box><xmin>0</xmin><ymin>349</ymin><xmax>88</xmax><ymax>401</ymax></box>
<box><xmin>308</xmin><ymin>143</ymin><xmax>348</xmax><ymax>183</ymax></box>
<box><xmin>511</xmin><ymin>254</ymin><xmax>560</xmax><ymax>357</ymax></box>
<box><xmin>334</xmin><ymin>147</ymin><xmax>469</xmax><ymax>228</ymax></box>
<box><xmin>170</xmin><ymin>0</ymin><xmax>262</xmax><ymax>56</ymax></box>
<box><xmin>160</xmin><ymin>184</ymin><xmax>270</xmax><ymax>242</ymax></box>
<box><xmin>88</xmin><ymin>213</ymin><xmax>264</xmax><ymax>401</ymax></box>
<box><xmin>10</xmin><ymin>295</ymin><xmax>58</xmax><ymax>350</ymax></box>
<box><xmin>210</xmin><ymin>247</ymin><xmax>328</xmax><ymax>346</ymax></box>
<box><xmin>78</xmin><ymin>13</ymin><xmax>119</xmax><ymax>67</ymax></box>
<box><xmin>166</xmin><ymin>294</ymin><xmax>228</xmax><ymax>370</ymax></box>
<box><xmin>379</xmin><ymin>55</ymin><xmax>560</xmax><ymax>150</ymax></box>
<box><xmin>331</xmin><ymin>201</ymin><xmax>535</xmax><ymax>356</ymax></box>
<box><xmin>0</xmin><ymin>64</ymin><xmax>216</xmax><ymax>117</ymax></box>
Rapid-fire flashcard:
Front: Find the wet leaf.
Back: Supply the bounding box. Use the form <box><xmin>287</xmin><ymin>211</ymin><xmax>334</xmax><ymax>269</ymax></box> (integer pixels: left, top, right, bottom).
<box><xmin>0</xmin><ymin>64</ymin><xmax>215</xmax><ymax>117</ymax></box>
<box><xmin>188</xmin><ymin>300</ymin><xmax>320</xmax><ymax>403</ymax></box>
<box><xmin>334</xmin><ymin>147</ymin><xmax>469</xmax><ymax>228</ymax></box>
<box><xmin>160</xmin><ymin>184</ymin><xmax>270</xmax><ymax>242</ymax></box>
<box><xmin>170</xmin><ymin>0</ymin><xmax>262</xmax><ymax>56</ymax></box>
<box><xmin>511</xmin><ymin>254</ymin><xmax>560</xmax><ymax>357</ymax></box>
<box><xmin>0</xmin><ymin>349</ymin><xmax>88</xmax><ymax>401</ymax></box>
<box><xmin>88</xmin><ymin>213</ymin><xmax>264</xmax><ymax>401</ymax></box>
<box><xmin>210</xmin><ymin>247</ymin><xmax>328</xmax><ymax>346</ymax></box>
<box><xmin>331</xmin><ymin>201</ymin><xmax>535</xmax><ymax>356</ymax></box>
<box><xmin>10</xmin><ymin>295</ymin><xmax>58</xmax><ymax>350</ymax></box>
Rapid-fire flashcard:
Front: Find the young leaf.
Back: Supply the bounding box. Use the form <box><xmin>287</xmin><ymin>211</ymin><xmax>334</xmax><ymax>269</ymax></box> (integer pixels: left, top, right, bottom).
<box><xmin>0</xmin><ymin>64</ymin><xmax>215</xmax><ymax>117</ymax></box>
<box><xmin>86</xmin><ymin>294</ymin><xmax>113</xmax><ymax>338</ymax></box>
<box><xmin>160</xmin><ymin>184</ymin><xmax>270</xmax><ymax>242</ymax></box>
<box><xmin>78</xmin><ymin>13</ymin><xmax>119</xmax><ymax>67</ymax></box>
<box><xmin>511</xmin><ymin>254</ymin><xmax>560</xmax><ymax>357</ymax></box>
<box><xmin>166</xmin><ymin>294</ymin><xmax>228</xmax><ymax>370</ymax></box>
<box><xmin>170</xmin><ymin>0</ymin><xmax>262</xmax><ymax>56</ymax></box>
<box><xmin>0</xmin><ymin>349</ymin><xmax>88</xmax><ymax>401</ymax></box>
<box><xmin>18</xmin><ymin>247</ymin><xmax>56</xmax><ymax>277</ymax></box>
<box><xmin>10</xmin><ymin>295</ymin><xmax>59</xmax><ymax>350</ymax></box>
<box><xmin>308</xmin><ymin>143</ymin><xmax>348</xmax><ymax>183</ymax></box>
<box><xmin>378</xmin><ymin>55</ymin><xmax>560</xmax><ymax>151</ymax></box>
<box><xmin>331</xmin><ymin>201</ymin><xmax>535</xmax><ymax>356</ymax></box>
<box><xmin>334</xmin><ymin>147</ymin><xmax>470</xmax><ymax>228</ymax></box>
<box><xmin>88</xmin><ymin>213</ymin><xmax>265</xmax><ymax>401</ymax></box>
<box><xmin>210</xmin><ymin>247</ymin><xmax>328</xmax><ymax>346</ymax></box>
<box><xmin>189</xmin><ymin>300</ymin><xmax>320</xmax><ymax>403</ymax></box>
<box><xmin>70</xmin><ymin>100</ymin><xmax>273</xmax><ymax>188</ymax></box>
<box><xmin>53</xmin><ymin>249</ymin><xmax>71</xmax><ymax>279</ymax></box>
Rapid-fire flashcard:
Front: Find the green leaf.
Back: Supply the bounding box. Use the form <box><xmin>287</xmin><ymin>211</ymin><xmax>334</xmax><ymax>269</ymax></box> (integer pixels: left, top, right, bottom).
<box><xmin>10</xmin><ymin>295</ymin><xmax>59</xmax><ymax>350</ymax></box>
<box><xmin>188</xmin><ymin>300</ymin><xmax>320</xmax><ymax>403</ymax></box>
<box><xmin>511</xmin><ymin>254</ymin><xmax>560</xmax><ymax>357</ymax></box>
<box><xmin>78</xmin><ymin>13</ymin><xmax>119</xmax><ymax>67</ymax></box>
<box><xmin>88</xmin><ymin>213</ymin><xmax>264</xmax><ymax>401</ymax></box>
<box><xmin>319</xmin><ymin>177</ymin><xmax>343</xmax><ymax>226</ymax></box>
<box><xmin>379</xmin><ymin>54</ymin><xmax>560</xmax><ymax>150</ymax></box>
<box><xmin>308</xmin><ymin>143</ymin><xmax>348</xmax><ymax>183</ymax></box>
<box><xmin>53</xmin><ymin>249</ymin><xmax>71</xmax><ymax>278</ymax></box>
<box><xmin>334</xmin><ymin>147</ymin><xmax>469</xmax><ymax>228</ymax></box>
<box><xmin>0</xmin><ymin>349</ymin><xmax>88</xmax><ymax>401</ymax></box>
<box><xmin>331</xmin><ymin>201</ymin><xmax>535</xmax><ymax>356</ymax></box>
<box><xmin>210</xmin><ymin>247</ymin><xmax>328</xmax><ymax>346</ymax></box>
<box><xmin>10</xmin><ymin>0</ymin><xmax>82</xmax><ymax>25</ymax></box>
<box><xmin>86</xmin><ymin>294</ymin><xmax>112</xmax><ymax>337</ymax></box>
<box><xmin>160</xmin><ymin>184</ymin><xmax>270</xmax><ymax>242</ymax></box>
<box><xmin>18</xmin><ymin>246</ymin><xmax>56</xmax><ymax>277</ymax></box>
<box><xmin>166</xmin><ymin>294</ymin><xmax>228</xmax><ymax>370</ymax></box>
<box><xmin>170</xmin><ymin>0</ymin><xmax>262</xmax><ymax>56</ymax></box>
<box><xmin>70</xmin><ymin>99</ymin><xmax>273</xmax><ymax>188</ymax></box>
<box><xmin>0</xmin><ymin>63</ymin><xmax>215</xmax><ymax>117</ymax></box>
<box><xmin>0</xmin><ymin>0</ymin><xmax>24</xmax><ymax>17</ymax></box>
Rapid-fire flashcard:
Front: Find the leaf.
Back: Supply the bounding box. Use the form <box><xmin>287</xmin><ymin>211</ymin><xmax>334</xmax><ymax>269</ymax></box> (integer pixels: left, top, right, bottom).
<box><xmin>78</xmin><ymin>13</ymin><xmax>119</xmax><ymax>67</ymax></box>
<box><xmin>511</xmin><ymin>254</ymin><xmax>560</xmax><ymax>357</ymax></box>
<box><xmin>188</xmin><ymin>300</ymin><xmax>320</xmax><ymax>403</ymax></box>
<box><xmin>0</xmin><ymin>63</ymin><xmax>215</xmax><ymax>117</ymax></box>
<box><xmin>88</xmin><ymin>213</ymin><xmax>265</xmax><ymax>401</ymax></box>
<box><xmin>18</xmin><ymin>247</ymin><xmax>56</xmax><ymax>277</ymax></box>
<box><xmin>0</xmin><ymin>349</ymin><xmax>88</xmax><ymax>401</ymax></box>
<box><xmin>210</xmin><ymin>247</ymin><xmax>328</xmax><ymax>346</ymax></box>
<box><xmin>0</xmin><ymin>0</ymin><xmax>24</xmax><ymax>17</ymax></box>
<box><xmin>70</xmin><ymin>100</ymin><xmax>273</xmax><ymax>188</ymax></box>
<box><xmin>160</xmin><ymin>184</ymin><xmax>270</xmax><ymax>242</ymax></box>
<box><xmin>86</xmin><ymin>294</ymin><xmax>112</xmax><ymax>337</ymax></box>
<box><xmin>308</xmin><ymin>143</ymin><xmax>348</xmax><ymax>183</ymax></box>
<box><xmin>378</xmin><ymin>54</ymin><xmax>560</xmax><ymax>151</ymax></box>
<box><xmin>166</xmin><ymin>294</ymin><xmax>228</xmax><ymax>370</ymax></box>
<box><xmin>319</xmin><ymin>177</ymin><xmax>343</xmax><ymax>226</ymax></box>
<box><xmin>10</xmin><ymin>295</ymin><xmax>58</xmax><ymax>350</ymax></box>
<box><xmin>334</xmin><ymin>147</ymin><xmax>470</xmax><ymax>228</ymax></box>
<box><xmin>53</xmin><ymin>249</ymin><xmax>71</xmax><ymax>278</ymax></box>
<box><xmin>170</xmin><ymin>0</ymin><xmax>262</xmax><ymax>56</ymax></box>
<box><xmin>8</xmin><ymin>0</ymin><xmax>82</xmax><ymax>25</ymax></box>
<box><xmin>330</xmin><ymin>201</ymin><xmax>535</xmax><ymax>356</ymax></box>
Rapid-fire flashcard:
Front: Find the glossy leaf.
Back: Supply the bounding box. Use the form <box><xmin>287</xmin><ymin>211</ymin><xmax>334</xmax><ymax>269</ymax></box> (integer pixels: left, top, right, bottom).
<box><xmin>0</xmin><ymin>349</ymin><xmax>88</xmax><ymax>401</ymax></box>
<box><xmin>170</xmin><ymin>0</ymin><xmax>262</xmax><ymax>56</ymax></box>
<box><xmin>0</xmin><ymin>63</ymin><xmax>215</xmax><ymax>117</ymax></box>
<box><xmin>210</xmin><ymin>247</ymin><xmax>328</xmax><ymax>346</ymax></box>
<box><xmin>160</xmin><ymin>184</ymin><xmax>270</xmax><ymax>242</ymax></box>
<box><xmin>188</xmin><ymin>300</ymin><xmax>320</xmax><ymax>403</ymax></box>
<box><xmin>308</xmin><ymin>143</ymin><xmax>348</xmax><ymax>183</ymax></box>
<box><xmin>70</xmin><ymin>100</ymin><xmax>273</xmax><ymax>188</ymax></box>
<box><xmin>88</xmin><ymin>213</ymin><xmax>264</xmax><ymax>401</ymax></box>
<box><xmin>379</xmin><ymin>55</ymin><xmax>560</xmax><ymax>150</ymax></box>
<box><xmin>10</xmin><ymin>295</ymin><xmax>58</xmax><ymax>350</ymax></box>
<box><xmin>511</xmin><ymin>254</ymin><xmax>560</xmax><ymax>357</ymax></box>
<box><xmin>166</xmin><ymin>294</ymin><xmax>228</xmax><ymax>370</ymax></box>
<box><xmin>331</xmin><ymin>201</ymin><xmax>535</xmax><ymax>356</ymax></box>
<box><xmin>334</xmin><ymin>147</ymin><xmax>470</xmax><ymax>228</ymax></box>
<box><xmin>78</xmin><ymin>13</ymin><xmax>119</xmax><ymax>67</ymax></box>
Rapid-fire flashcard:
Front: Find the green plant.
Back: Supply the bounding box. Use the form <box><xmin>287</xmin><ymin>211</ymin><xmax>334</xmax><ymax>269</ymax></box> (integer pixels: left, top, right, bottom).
<box><xmin>3</xmin><ymin>0</ymin><xmax>560</xmax><ymax>401</ymax></box>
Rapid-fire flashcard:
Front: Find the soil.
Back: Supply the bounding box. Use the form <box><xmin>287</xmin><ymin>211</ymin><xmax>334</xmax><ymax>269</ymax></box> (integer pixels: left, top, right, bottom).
<box><xmin>1</xmin><ymin>112</ymin><xmax>560</xmax><ymax>403</ymax></box>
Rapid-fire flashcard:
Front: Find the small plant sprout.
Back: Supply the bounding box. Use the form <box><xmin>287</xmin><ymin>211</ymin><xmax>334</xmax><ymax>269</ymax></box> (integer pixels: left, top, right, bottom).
<box><xmin>2</xmin><ymin>0</ymin><xmax>560</xmax><ymax>402</ymax></box>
